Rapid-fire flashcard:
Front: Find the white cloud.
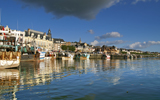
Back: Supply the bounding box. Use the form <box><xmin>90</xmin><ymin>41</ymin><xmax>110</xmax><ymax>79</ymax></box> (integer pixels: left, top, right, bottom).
<box><xmin>15</xmin><ymin>0</ymin><xmax>120</xmax><ymax>20</ymax></box>
<box><xmin>132</xmin><ymin>0</ymin><xmax>159</xmax><ymax>4</ymax></box>
<box><xmin>126</xmin><ymin>41</ymin><xmax>160</xmax><ymax>49</ymax></box>
<box><xmin>95</xmin><ymin>32</ymin><xmax>122</xmax><ymax>40</ymax></box>
<box><xmin>91</xmin><ymin>40</ymin><xmax>125</xmax><ymax>46</ymax></box>
<box><xmin>87</xmin><ymin>29</ymin><xmax>94</xmax><ymax>34</ymax></box>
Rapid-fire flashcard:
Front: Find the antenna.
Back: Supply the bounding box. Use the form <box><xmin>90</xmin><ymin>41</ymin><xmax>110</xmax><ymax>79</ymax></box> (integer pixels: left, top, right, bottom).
<box><xmin>0</xmin><ymin>8</ymin><xmax>1</xmax><ymax>25</ymax></box>
<box><xmin>17</xmin><ymin>20</ymin><xmax>18</xmax><ymax>30</ymax></box>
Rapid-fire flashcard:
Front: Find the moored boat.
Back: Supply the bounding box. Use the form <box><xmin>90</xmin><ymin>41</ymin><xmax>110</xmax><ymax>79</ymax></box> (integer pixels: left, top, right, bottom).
<box><xmin>62</xmin><ymin>52</ymin><xmax>74</xmax><ymax>60</ymax></box>
<box><xmin>102</xmin><ymin>53</ymin><xmax>110</xmax><ymax>60</ymax></box>
<box><xmin>39</xmin><ymin>51</ymin><xmax>46</xmax><ymax>60</ymax></box>
<box><xmin>75</xmin><ymin>53</ymin><xmax>90</xmax><ymax>60</ymax></box>
<box><xmin>0</xmin><ymin>52</ymin><xmax>21</xmax><ymax>69</ymax></box>
<box><xmin>80</xmin><ymin>53</ymin><xmax>90</xmax><ymax>60</ymax></box>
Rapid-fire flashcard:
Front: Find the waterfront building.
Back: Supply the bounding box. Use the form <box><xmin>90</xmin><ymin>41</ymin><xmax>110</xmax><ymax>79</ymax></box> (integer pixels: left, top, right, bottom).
<box><xmin>24</xmin><ymin>29</ymin><xmax>53</xmax><ymax>52</ymax></box>
<box><xmin>96</xmin><ymin>45</ymin><xmax>119</xmax><ymax>55</ymax></box>
<box><xmin>75</xmin><ymin>38</ymin><xmax>94</xmax><ymax>52</ymax></box>
<box><xmin>53</xmin><ymin>38</ymin><xmax>65</xmax><ymax>51</ymax></box>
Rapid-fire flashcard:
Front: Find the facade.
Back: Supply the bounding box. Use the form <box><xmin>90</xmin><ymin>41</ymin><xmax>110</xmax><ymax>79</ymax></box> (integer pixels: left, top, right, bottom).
<box><xmin>53</xmin><ymin>38</ymin><xmax>65</xmax><ymax>51</ymax></box>
<box><xmin>95</xmin><ymin>45</ymin><xmax>118</xmax><ymax>55</ymax></box>
<box><xmin>24</xmin><ymin>29</ymin><xmax>53</xmax><ymax>52</ymax></box>
<box><xmin>75</xmin><ymin>39</ymin><xmax>93</xmax><ymax>52</ymax></box>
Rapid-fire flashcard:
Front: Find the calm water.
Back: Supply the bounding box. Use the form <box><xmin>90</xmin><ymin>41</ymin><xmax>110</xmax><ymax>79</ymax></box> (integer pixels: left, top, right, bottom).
<box><xmin>0</xmin><ymin>58</ymin><xmax>160</xmax><ymax>100</ymax></box>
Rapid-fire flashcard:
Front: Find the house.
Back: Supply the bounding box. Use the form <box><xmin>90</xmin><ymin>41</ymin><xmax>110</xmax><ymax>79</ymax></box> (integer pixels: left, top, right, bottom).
<box><xmin>53</xmin><ymin>38</ymin><xmax>65</xmax><ymax>51</ymax></box>
<box><xmin>74</xmin><ymin>39</ymin><xmax>93</xmax><ymax>52</ymax></box>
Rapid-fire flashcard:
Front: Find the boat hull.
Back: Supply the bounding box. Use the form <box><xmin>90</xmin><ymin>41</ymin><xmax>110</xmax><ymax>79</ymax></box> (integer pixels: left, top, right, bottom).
<box><xmin>39</xmin><ymin>52</ymin><xmax>46</xmax><ymax>60</ymax></box>
<box><xmin>0</xmin><ymin>52</ymin><xmax>21</xmax><ymax>69</ymax></box>
<box><xmin>0</xmin><ymin>59</ymin><xmax>20</xmax><ymax>69</ymax></box>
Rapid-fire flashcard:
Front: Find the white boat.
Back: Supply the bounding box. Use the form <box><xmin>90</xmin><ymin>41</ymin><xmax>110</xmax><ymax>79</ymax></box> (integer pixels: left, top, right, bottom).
<box><xmin>102</xmin><ymin>53</ymin><xmax>110</xmax><ymax>60</ymax></box>
<box><xmin>44</xmin><ymin>56</ymin><xmax>52</xmax><ymax>60</ymax></box>
<box><xmin>39</xmin><ymin>51</ymin><xmax>46</xmax><ymax>60</ymax></box>
<box><xmin>0</xmin><ymin>52</ymin><xmax>21</xmax><ymax>69</ymax></box>
<box><xmin>106</xmin><ymin>54</ymin><xmax>110</xmax><ymax>60</ymax></box>
<box><xmin>62</xmin><ymin>52</ymin><xmax>74</xmax><ymax>60</ymax></box>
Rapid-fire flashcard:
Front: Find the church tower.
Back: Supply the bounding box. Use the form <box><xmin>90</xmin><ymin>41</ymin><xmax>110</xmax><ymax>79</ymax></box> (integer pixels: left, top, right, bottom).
<box><xmin>47</xmin><ymin>29</ymin><xmax>52</xmax><ymax>38</ymax></box>
<box><xmin>79</xmin><ymin>38</ymin><xmax>81</xmax><ymax>43</ymax></box>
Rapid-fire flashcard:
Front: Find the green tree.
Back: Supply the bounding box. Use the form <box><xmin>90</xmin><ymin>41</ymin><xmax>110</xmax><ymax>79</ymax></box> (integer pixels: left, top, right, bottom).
<box><xmin>61</xmin><ymin>45</ymin><xmax>75</xmax><ymax>52</ymax></box>
<box><xmin>69</xmin><ymin>46</ymin><xmax>75</xmax><ymax>52</ymax></box>
<box><xmin>61</xmin><ymin>45</ymin><xmax>67</xmax><ymax>50</ymax></box>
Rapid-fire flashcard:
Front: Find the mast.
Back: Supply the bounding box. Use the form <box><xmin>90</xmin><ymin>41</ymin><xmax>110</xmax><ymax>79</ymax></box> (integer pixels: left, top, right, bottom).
<box><xmin>0</xmin><ymin>8</ymin><xmax>1</xmax><ymax>25</ymax></box>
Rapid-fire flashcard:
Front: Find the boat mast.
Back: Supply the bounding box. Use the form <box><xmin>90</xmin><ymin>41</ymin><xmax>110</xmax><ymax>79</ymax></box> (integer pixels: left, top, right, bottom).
<box><xmin>0</xmin><ymin>8</ymin><xmax>1</xmax><ymax>25</ymax></box>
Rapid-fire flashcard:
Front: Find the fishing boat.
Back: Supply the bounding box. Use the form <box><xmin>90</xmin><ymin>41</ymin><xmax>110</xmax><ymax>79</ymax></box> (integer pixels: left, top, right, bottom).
<box><xmin>39</xmin><ymin>51</ymin><xmax>46</xmax><ymax>60</ymax></box>
<box><xmin>0</xmin><ymin>26</ymin><xmax>21</xmax><ymax>68</ymax></box>
<box><xmin>62</xmin><ymin>52</ymin><xmax>74</xmax><ymax>60</ymax></box>
<box><xmin>106</xmin><ymin>54</ymin><xmax>110</xmax><ymax>60</ymax></box>
<box><xmin>44</xmin><ymin>51</ymin><xmax>56</xmax><ymax>60</ymax></box>
<box><xmin>0</xmin><ymin>52</ymin><xmax>21</xmax><ymax>69</ymax></box>
<box><xmin>75</xmin><ymin>53</ymin><xmax>90</xmax><ymax>60</ymax></box>
<box><xmin>80</xmin><ymin>53</ymin><xmax>90</xmax><ymax>60</ymax></box>
<box><xmin>102</xmin><ymin>53</ymin><xmax>110</xmax><ymax>60</ymax></box>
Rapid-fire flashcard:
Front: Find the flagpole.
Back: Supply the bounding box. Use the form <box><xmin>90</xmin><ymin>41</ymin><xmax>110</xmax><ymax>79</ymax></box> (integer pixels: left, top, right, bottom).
<box><xmin>0</xmin><ymin>8</ymin><xmax>1</xmax><ymax>25</ymax></box>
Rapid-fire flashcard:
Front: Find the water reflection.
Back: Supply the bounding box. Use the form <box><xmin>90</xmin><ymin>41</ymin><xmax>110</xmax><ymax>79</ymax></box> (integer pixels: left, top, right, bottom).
<box><xmin>1</xmin><ymin>58</ymin><xmax>160</xmax><ymax>99</ymax></box>
<box><xmin>16</xmin><ymin>59</ymin><xmax>125</xmax><ymax>90</ymax></box>
<box><xmin>0</xmin><ymin>69</ymin><xmax>20</xmax><ymax>100</ymax></box>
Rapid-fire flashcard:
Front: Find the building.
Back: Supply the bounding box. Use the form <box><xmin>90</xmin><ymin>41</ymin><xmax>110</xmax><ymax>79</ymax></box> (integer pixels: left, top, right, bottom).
<box><xmin>24</xmin><ymin>29</ymin><xmax>53</xmax><ymax>52</ymax></box>
<box><xmin>53</xmin><ymin>38</ymin><xmax>65</xmax><ymax>51</ymax></box>
<box><xmin>75</xmin><ymin>38</ymin><xmax>93</xmax><ymax>52</ymax></box>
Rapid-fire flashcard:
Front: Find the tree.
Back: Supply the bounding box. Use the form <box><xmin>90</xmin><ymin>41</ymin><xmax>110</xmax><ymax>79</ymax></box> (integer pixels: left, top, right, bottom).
<box><xmin>61</xmin><ymin>45</ymin><xmax>75</xmax><ymax>52</ymax></box>
<box><xmin>61</xmin><ymin>45</ymin><xmax>67</xmax><ymax>50</ymax></box>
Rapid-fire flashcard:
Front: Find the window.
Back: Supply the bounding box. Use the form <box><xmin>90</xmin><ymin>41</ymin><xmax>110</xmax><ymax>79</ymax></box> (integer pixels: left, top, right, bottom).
<box><xmin>20</xmin><ymin>34</ymin><xmax>23</xmax><ymax>36</ymax></box>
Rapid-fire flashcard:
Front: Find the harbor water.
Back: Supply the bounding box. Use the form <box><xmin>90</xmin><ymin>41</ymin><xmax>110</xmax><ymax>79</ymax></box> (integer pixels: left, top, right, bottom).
<box><xmin>0</xmin><ymin>58</ymin><xmax>160</xmax><ymax>100</ymax></box>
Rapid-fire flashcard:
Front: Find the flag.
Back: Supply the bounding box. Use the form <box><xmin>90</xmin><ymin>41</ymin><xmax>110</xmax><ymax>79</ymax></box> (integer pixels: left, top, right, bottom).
<box><xmin>2</xmin><ymin>26</ymin><xmax>4</xmax><ymax>31</ymax></box>
<box><xmin>2</xmin><ymin>26</ymin><xmax>6</xmax><ymax>40</ymax></box>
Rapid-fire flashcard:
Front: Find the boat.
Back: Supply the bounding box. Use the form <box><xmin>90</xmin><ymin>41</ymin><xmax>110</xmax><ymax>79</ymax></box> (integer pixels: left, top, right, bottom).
<box><xmin>106</xmin><ymin>54</ymin><xmax>110</xmax><ymax>60</ymax></box>
<box><xmin>45</xmin><ymin>51</ymin><xmax>56</xmax><ymax>60</ymax></box>
<box><xmin>75</xmin><ymin>53</ymin><xmax>90</xmax><ymax>60</ymax></box>
<box><xmin>0</xmin><ymin>52</ymin><xmax>21</xmax><ymax>69</ymax></box>
<box><xmin>102</xmin><ymin>53</ymin><xmax>110</xmax><ymax>60</ymax></box>
<box><xmin>80</xmin><ymin>53</ymin><xmax>90</xmax><ymax>60</ymax></box>
<box><xmin>0</xmin><ymin>26</ymin><xmax>21</xmax><ymax>69</ymax></box>
<box><xmin>39</xmin><ymin>51</ymin><xmax>46</xmax><ymax>60</ymax></box>
<box><xmin>62</xmin><ymin>52</ymin><xmax>74</xmax><ymax>60</ymax></box>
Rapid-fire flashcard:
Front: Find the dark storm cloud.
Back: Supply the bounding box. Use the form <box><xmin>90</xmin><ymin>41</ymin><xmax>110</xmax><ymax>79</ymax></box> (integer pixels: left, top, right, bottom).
<box><xmin>15</xmin><ymin>0</ymin><xmax>120</xmax><ymax>20</ymax></box>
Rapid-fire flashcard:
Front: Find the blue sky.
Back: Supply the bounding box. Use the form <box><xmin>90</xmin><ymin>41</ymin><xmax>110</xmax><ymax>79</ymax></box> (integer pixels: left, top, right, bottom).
<box><xmin>0</xmin><ymin>0</ymin><xmax>160</xmax><ymax>52</ymax></box>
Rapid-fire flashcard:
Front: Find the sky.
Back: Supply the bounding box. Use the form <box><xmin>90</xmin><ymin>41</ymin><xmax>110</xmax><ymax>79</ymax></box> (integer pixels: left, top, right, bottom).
<box><xmin>0</xmin><ymin>0</ymin><xmax>160</xmax><ymax>52</ymax></box>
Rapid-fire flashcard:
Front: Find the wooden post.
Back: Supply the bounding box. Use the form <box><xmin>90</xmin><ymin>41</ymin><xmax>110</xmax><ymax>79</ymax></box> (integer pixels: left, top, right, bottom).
<box><xmin>2</xmin><ymin>52</ymin><xmax>4</xmax><ymax>60</ymax></box>
<box><xmin>10</xmin><ymin>51</ymin><xmax>12</xmax><ymax>60</ymax></box>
